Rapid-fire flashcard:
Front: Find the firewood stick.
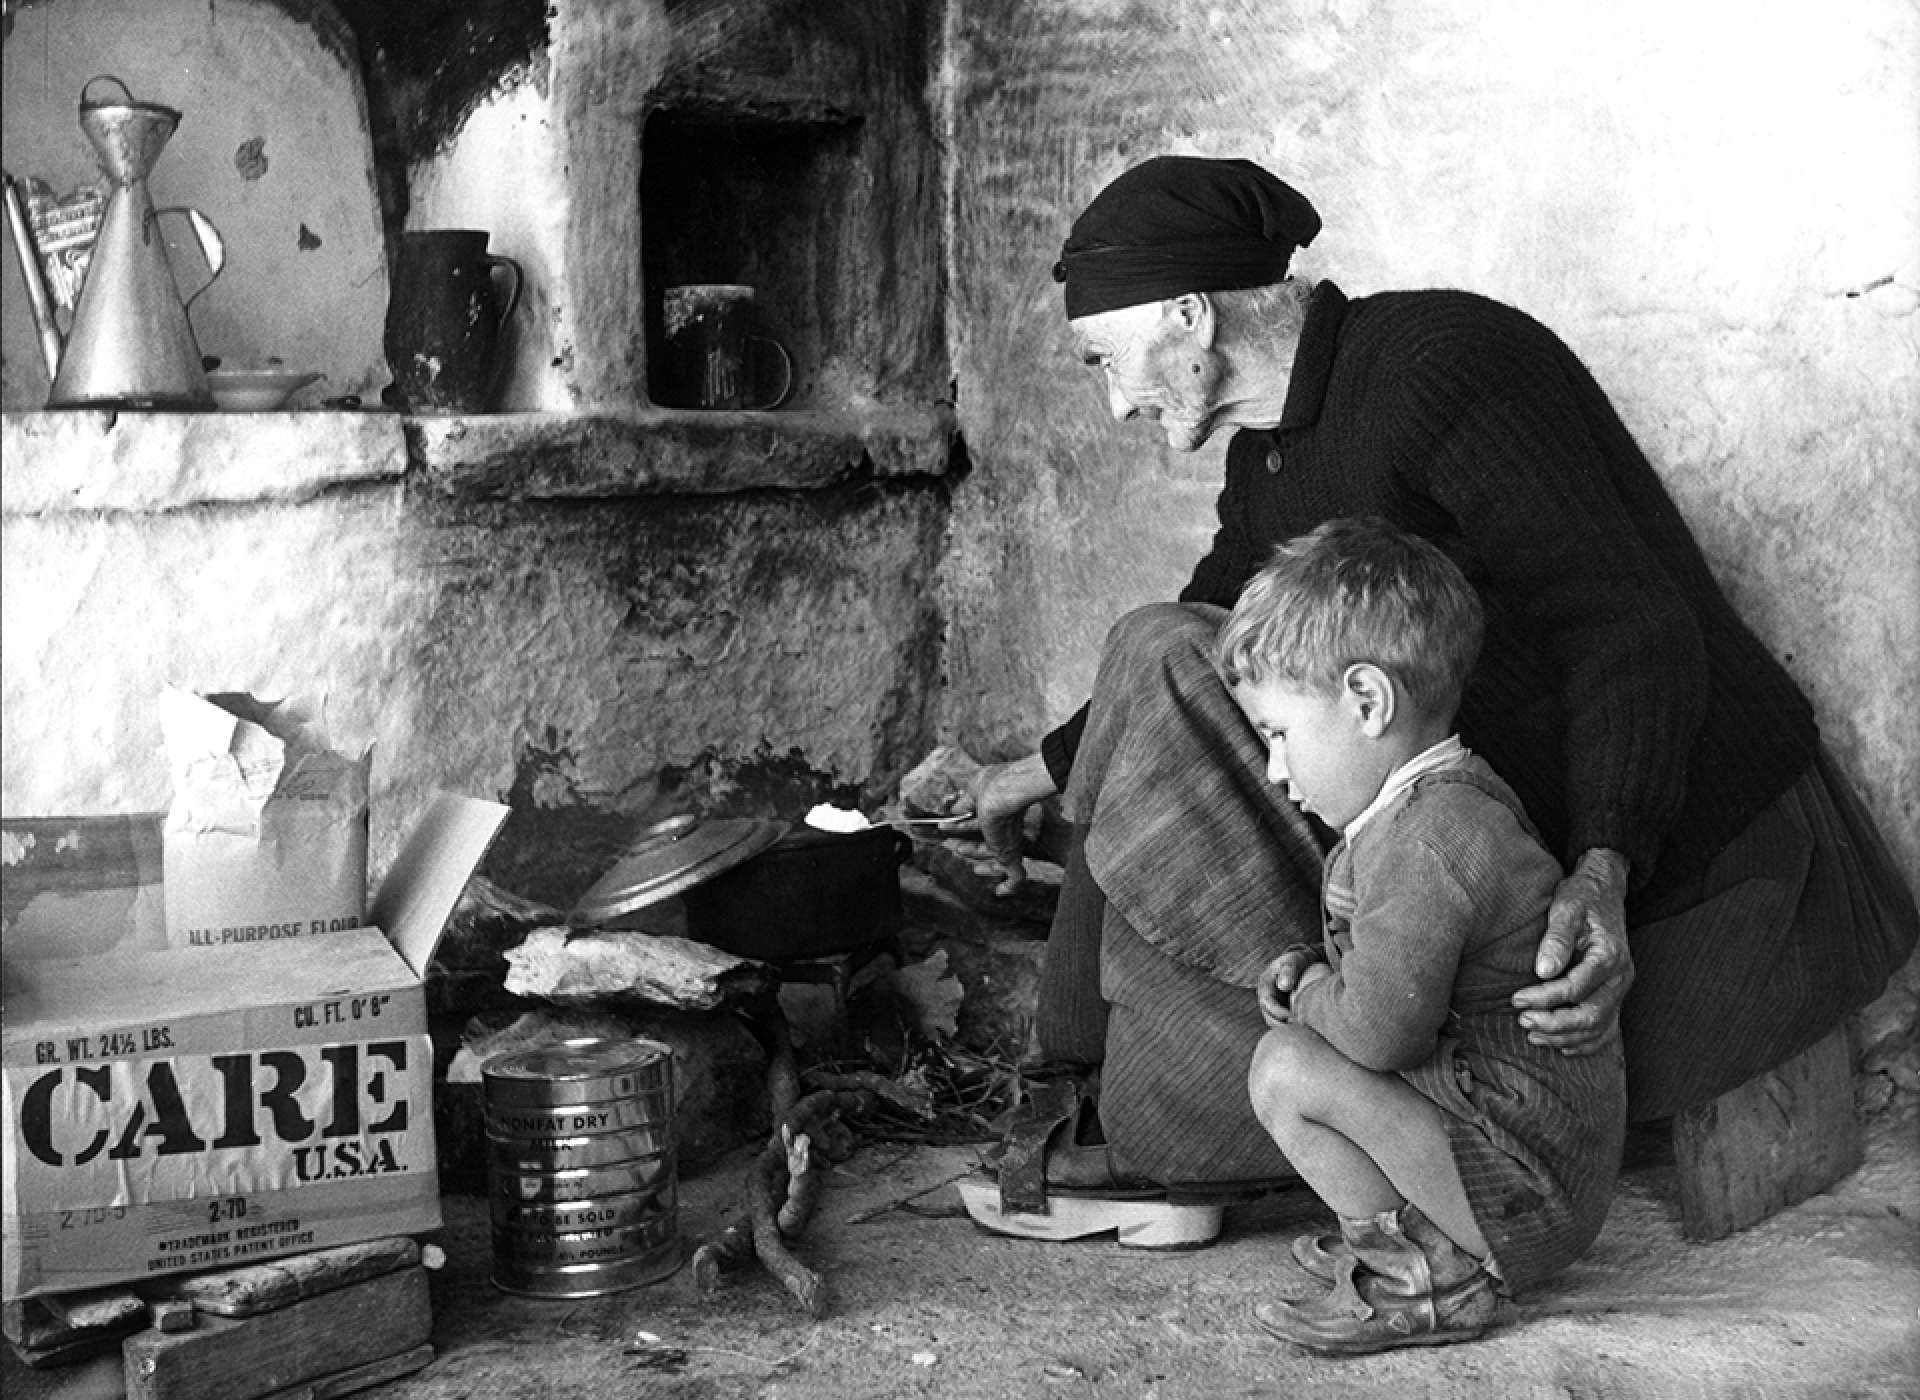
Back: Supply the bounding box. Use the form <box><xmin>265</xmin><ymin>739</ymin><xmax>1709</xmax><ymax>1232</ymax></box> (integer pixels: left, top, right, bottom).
<box><xmin>692</xmin><ymin>1086</ymin><xmax>877</xmax><ymax>1313</ymax></box>
<box><xmin>766</xmin><ymin>1020</ymin><xmax>802</xmax><ymax>1123</ymax></box>
<box><xmin>747</xmin><ymin>1143</ymin><xmax>826</xmax><ymax>1316</ymax></box>
<box><xmin>778</xmin><ymin>1088</ymin><xmax>876</xmax><ymax>1152</ymax></box>
<box><xmin>740</xmin><ymin>997</ymin><xmax>802</xmax><ymax>1123</ymax></box>
<box><xmin>690</xmin><ymin>1133</ymin><xmax>819</xmax><ymax>1293</ymax></box>
<box><xmin>690</xmin><ymin>1121</ymin><xmax>829</xmax><ymax>1287</ymax></box>
<box><xmin>804</xmin><ymin>1068</ymin><xmax>927</xmax><ymax>1117</ymax></box>
<box><xmin>690</xmin><ymin>1218</ymin><xmax>756</xmax><ymax>1294</ymax></box>
<box><xmin>776</xmin><ymin>1129</ymin><xmax>821</xmax><ymax>1237</ymax></box>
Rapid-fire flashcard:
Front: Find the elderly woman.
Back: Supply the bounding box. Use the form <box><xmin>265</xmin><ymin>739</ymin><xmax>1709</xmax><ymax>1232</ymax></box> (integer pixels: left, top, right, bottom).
<box><xmin>956</xmin><ymin>157</ymin><xmax>1916</xmax><ymax>1245</ymax></box>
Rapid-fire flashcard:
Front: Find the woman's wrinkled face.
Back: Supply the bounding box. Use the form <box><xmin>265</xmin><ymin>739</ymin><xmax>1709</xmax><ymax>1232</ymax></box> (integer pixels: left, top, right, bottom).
<box><xmin>1070</xmin><ymin>301</ymin><xmax>1223</xmax><ymax>453</ymax></box>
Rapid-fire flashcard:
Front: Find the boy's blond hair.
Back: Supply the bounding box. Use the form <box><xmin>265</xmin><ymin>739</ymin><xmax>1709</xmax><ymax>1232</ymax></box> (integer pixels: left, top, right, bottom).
<box><xmin>1214</xmin><ymin>517</ymin><xmax>1484</xmax><ymax>720</ymax></box>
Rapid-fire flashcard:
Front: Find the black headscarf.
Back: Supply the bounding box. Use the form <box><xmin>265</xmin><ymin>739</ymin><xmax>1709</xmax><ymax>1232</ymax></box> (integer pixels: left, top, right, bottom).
<box><xmin>1053</xmin><ymin>156</ymin><xmax>1322</xmax><ymax>318</ymax></box>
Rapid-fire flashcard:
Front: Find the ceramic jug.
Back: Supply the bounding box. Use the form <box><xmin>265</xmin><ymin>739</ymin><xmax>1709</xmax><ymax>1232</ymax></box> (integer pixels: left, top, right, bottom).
<box><xmin>383</xmin><ymin>229</ymin><xmax>522</xmax><ymax>413</ymax></box>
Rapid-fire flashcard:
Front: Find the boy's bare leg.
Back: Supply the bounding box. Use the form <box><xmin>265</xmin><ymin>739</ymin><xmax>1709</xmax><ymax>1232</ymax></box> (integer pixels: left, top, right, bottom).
<box><xmin>1248</xmin><ymin>1023</ymin><xmax>1488</xmax><ymax>1256</ymax></box>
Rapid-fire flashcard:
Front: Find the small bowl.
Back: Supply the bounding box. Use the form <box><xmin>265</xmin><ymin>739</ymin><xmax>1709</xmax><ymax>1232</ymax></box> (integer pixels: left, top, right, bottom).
<box><xmin>207</xmin><ymin>369</ymin><xmax>323</xmax><ymax>412</ymax></box>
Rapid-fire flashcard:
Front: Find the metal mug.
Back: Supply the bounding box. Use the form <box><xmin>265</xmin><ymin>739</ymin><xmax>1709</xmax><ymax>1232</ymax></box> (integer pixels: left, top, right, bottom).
<box><xmin>659</xmin><ymin>284</ymin><xmax>793</xmax><ymax>411</ymax></box>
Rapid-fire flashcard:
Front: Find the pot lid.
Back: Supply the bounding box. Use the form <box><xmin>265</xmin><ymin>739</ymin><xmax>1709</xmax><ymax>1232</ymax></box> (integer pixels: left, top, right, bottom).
<box><xmin>566</xmin><ymin>813</ymin><xmax>787</xmax><ymax>928</ymax></box>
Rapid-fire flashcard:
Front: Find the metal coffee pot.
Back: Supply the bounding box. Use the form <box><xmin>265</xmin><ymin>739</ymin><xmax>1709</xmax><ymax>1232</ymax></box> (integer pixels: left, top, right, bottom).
<box><xmin>2</xmin><ymin>76</ymin><xmax>225</xmax><ymax>409</ymax></box>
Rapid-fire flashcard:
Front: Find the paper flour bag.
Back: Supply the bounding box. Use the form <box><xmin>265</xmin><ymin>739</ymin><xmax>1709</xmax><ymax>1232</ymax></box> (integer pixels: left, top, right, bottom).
<box><xmin>159</xmin><ymin>688</ymin><xmax>372</xmax><ymax>950</ymax></box>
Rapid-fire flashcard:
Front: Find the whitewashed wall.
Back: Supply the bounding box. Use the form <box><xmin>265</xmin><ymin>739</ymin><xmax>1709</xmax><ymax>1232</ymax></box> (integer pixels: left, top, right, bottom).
<box><xmin>0</xmin><ymin>0</ymin><xmax>387</xmax><ymax>410</ymax></box>
<box><xmin>942</xmin><ymin>0</ymin><xmax>1920</xmax><ymax>882</ymax></box>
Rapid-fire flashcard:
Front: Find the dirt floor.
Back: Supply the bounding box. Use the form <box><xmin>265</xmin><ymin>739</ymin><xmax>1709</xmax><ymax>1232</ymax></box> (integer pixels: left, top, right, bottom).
<box><xmin>13</xmin><ymin>1095</ymin><xmax>1915</xmax><ymax>1399</ymax></box>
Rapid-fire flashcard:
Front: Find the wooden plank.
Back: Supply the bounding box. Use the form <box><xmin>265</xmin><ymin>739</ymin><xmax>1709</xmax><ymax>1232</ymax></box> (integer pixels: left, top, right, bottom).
<box><xmin>257</xmin><ymin>1343</ymin><xmax>435</xmax><ymax>1399</ymax></box>
<box><xmin>8</xmin><ymin>1327</ymin><xmax>134</xmax><ymax>1371</ymax></box>
<box><xmin>150</xmin><ymin>1299</ymin><xmax>197</xmax><ymax>1333</ymax></box>
<box><xmin>4</xmin><ymin>1287</ymin><xmax>145</xmax><ymax>1346</ymax></box>
<box><xmin>123</xmin><ymin>1266</ymin><xmax>431</xmax><ymax>1400</ymax></box>
<box><xmin>39</xmin><ymin>1287</ymin><xmax>149</xmax><ymax>1334</ymax></box>
<box><xmin>3</xmin><ymin>1287</ymin><xmax>147</xmax><ymax>1367</ymax></box>
<box><xmin>1673</xmin><ymin>1024</ymin><xmax>1864</xmax><ymax>1241</ymax></box>
<box><xmin>143</xmin><ymin>1237</ymin><xmax>419</xmax><ymax>1318</ymax></box>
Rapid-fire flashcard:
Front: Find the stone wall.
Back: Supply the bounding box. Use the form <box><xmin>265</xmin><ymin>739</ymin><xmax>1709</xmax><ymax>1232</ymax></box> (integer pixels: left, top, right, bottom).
<box><xmin>1</xmin><ymin>0</ymin><xmax>957</xmax><ymax>898</ymax></box>
<box><xmin>0</xmin><ymin>0</ymin><xmax>388</xmax><ymax>408</ymax></box>
<box><xmin>0</xmin><ymin>413</ymin><xmax>951</xmax><ymax>900</ymax></box>
<box><xmin>937</xmin><ymin>0</ymin><xmax>1920</xmax><ymax>887</ymax></box>
<box><xmin>4</xmin><ymin>0</ymin><xmax>1913</xmax><ymax>910</ymax></box>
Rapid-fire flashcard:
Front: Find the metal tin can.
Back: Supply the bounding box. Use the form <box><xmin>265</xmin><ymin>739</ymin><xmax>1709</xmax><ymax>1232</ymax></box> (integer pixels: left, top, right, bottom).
<box><xmin>492</xmin><ymin>1176</ymin><xmax>675</xmax><ymax>1226</ymax></box>
<box><xmin>482</xmin><ymin>1093</ymin><xmax>672</xmax><ymax>1141</ymax></box>
<box><xmin>481</xmin><ymin>1037</ymin><xmax>680</xmax><ymax>1296</ymax></box>
<box><xmin>487</xmin><ymin>1126</ymin><xmax>670</xmax><ymax>1174</ymax></box>
<box><xmin>490</xmin><ymin>1210</ymin><xmax>678</xmax><ymax>1267</ymax></box>
<box><xmin>491</xmin><ymin>1155</ymin><xmax>673</xmax><ymax>1205</ymax></box>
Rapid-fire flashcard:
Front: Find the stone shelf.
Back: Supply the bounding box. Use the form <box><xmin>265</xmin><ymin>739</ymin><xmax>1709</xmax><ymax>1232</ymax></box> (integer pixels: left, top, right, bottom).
<box><xmin>1</xmin><ymin>404</ymin><xmax>956</xmax><ymax>517</ymax></box>
<box><xmin>406</xmin><ymin>405</ymin><xmax>957</xmax><ymax>500</ymax></box>
<box><xmin>1</xmin><ymin>410</ymin><xmax>408</xmax><ymax>517</ymax></box>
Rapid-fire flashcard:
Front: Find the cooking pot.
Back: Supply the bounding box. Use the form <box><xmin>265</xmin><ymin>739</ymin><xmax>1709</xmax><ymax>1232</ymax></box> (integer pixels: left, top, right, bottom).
<box><xmin>681</xmin><ymin>824</ymin><xmax>909</xmax><ymax>962</ymax></box>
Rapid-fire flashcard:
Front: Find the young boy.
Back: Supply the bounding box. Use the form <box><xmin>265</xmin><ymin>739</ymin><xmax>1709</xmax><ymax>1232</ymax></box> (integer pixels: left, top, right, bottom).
<box><xmin>1215</xmin><ymin>516</ymin><xmax>1627</xmax><ymax>1355</ymax></box>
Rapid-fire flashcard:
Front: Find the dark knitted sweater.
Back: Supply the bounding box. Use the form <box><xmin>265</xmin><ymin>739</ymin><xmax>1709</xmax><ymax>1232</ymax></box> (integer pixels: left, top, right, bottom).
<box><xmin>1043</xmin><ymin>282</ymin><xmax>1818</xmax><ymax>906</ymax></box>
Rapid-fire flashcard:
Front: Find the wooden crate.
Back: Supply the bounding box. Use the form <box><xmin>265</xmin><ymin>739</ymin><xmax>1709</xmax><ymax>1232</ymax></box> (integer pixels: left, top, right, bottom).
<box><xmin>124</xmin><ymin>1265</ymin><xmax>431</xmax><ymax>1400</ymax></box>
<box><xmin>1673</xmin><ymin>1024</ymin><xmax>1863</xmax><ymax>1241</ymax></box>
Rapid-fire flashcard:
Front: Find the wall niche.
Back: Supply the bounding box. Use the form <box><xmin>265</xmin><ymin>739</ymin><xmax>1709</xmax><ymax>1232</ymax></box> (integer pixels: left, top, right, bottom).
<box><xmin>641</xmin><ymin>109</ymin><xmax>864</xmax><ymax>412</ymax></box>
<box><xmin>632</xmin><ymin>0</ymin><xmax>949</xmax><ymax>422</ymax></box>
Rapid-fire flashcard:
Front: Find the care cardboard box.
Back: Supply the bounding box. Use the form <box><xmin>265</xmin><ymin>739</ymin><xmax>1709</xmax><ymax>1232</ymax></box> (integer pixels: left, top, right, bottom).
<box><xmin>1</xmin><ymin>813</ymin><xmax>167</xmax><ymax>963</ymax></box>
<box><xmin>1</xmin><ymin>794</ymin><xmax>507</xmax><ymax>1301</ymax></box>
